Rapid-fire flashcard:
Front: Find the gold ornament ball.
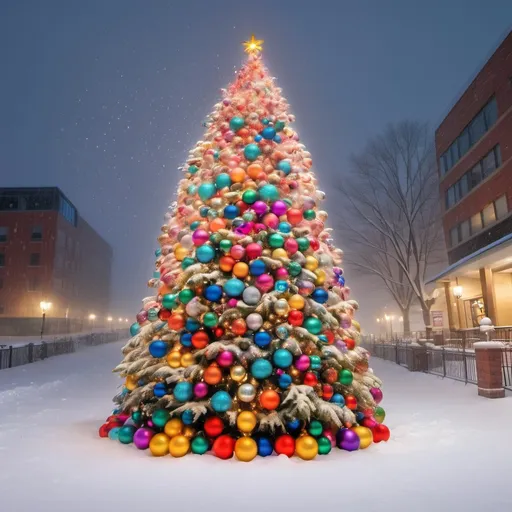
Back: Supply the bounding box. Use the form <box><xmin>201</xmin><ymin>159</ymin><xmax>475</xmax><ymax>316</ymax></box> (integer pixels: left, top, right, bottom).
<box><xmin>235</xmin><ymin>437</ymin><xmax>258</xmax><ymax>462</ymax></box>
<box><xmin>180</xmin><ymin>352</ymin><xmax>195</xmax><ymax>367</ymax></box>
<box><xmin>167</xmin><ymin>351</ymin><xmax>182</xmax><ymax>368</ymax></box>
<box><xmin>149</xmin><ymin>433</ymin><xmax>170</xmax><ymax>457</ymax></box>
<box><xmin>169</xmin><ymin>435</ymin><xmax>190</xmax><ymax>457</ymax></box>
<box><xmin>272</xmin><ymin>248</ymin><xmax>288</xmax><ymax>259</ymax></box>
<box><xmin>237</xmin><ymin>410</ymin><xmax>257</xmax><ymax>433</ymax></box>
<box><xmin>183</xmin><ymin>426</ymin><xmax>196</xmax><ymax>439</ymax></box>
<box><xmin>314</xmin><ymin>269</ymin><xmax>327</xmax><ymax>285</ymax></box>
<box><xmin>230</xmin><ymin>365</ymin><xmax>247</xmax><ymax>382</ymax></box>
<box><xmin>288</xmin><ymin>294</ymin><xmax>305</xmax><ymax>310</ymax></box>
<box><xmin>305</xmin><ymin>256</ymin><xmax>319</xmax><ymax>271</ymax></box>
<box><xmin>174</xmin><ymin>245</ymin><xmax>189</xmax><ymax>261</ymax></box>
<box><xmin>274</xmin><ymin>299</ymin><xmax>290</xmax><ymax>317</ymax></box>
<box><xmin>164</xmin><ymin>418</ymin><xmax>183</xmax><ymax>438</ymax></box>
<box><xmin>125</xmin><ymin>375</ymin><xmax>138</xmax><ymax>391</ymax></box>
<box><xmin>295</xmin><ymin>435</ymin><xmax>318</xmax><ymax>460</ymax></box>
<box><xmin>352</xmin><ymin>320</ymin><xmax>361</xmax><ymax>333</ymax></box>
<box><xmin>352</xmin><ymin>426</ymin><xmax>373</xmax><ymax>449</ymax></box>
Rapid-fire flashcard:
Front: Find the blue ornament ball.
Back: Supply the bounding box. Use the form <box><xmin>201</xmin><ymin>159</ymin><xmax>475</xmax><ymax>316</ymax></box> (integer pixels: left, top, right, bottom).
<box><xmin>198</xmin><ymin>182</ymin><xmax>216</xmax><ymax>201</ymax></box>
<box><xmin>331</xmin><ymin>393</ymin><xmax>345</xmax><ymax>407</ymax></box>
<box><xmin>229</xmin><ymin>116</ymin><xmax>245</xmax><ymax>132</ymax></box>
<box><xmin>278</xmin><ymin>373</ymin><xmax>293</xmax><ymax>389</ymax></box>
<box><xmin>154</xmin><ymin>382</ymin><xmax>167</xmax><ymax>398</ymax></box>
<box><xmin>223</xmin><ymin>278</ymin><xmax>245</xmax><ymax>297</ymax></box>
<box><xmin>149</xmin><ymin>340</ymin><xmax>169</xmax><ymax>358</ymax></box>
<box><xmin>196</xmin><ymin>245</ymin><xmax>215</xmax><ymax>263</ymax></box>
<box><xmin>276</xmin><ymin>326</ymin><xmax>289</xmax><ymax>339</ymax></box>
<box><xmin>204</xmin><ymin>285</ymin><xmax>223</xmax><ymax>302</ymax></box>
<box><xmin>275</xmin><ymin>280</ymin><xmax>289</xmax><ymax>293</ymax></box>
<box><xmin>211</xmin><ymin>391</ymin><xmax>232</xmax><ymax>412</ymax></box>
<box><xmin>262</xmin><ymin>117</ymin><xmax>269</xmax><ymax>125</ymax></box>
<box><xmin>130</xmin><ymin>322</ymin><xmax>140</xmax><ymax>337</ymax></box>
<box><xmin>273</xmin><ymin>348</ymin><xmax>293</xmax><ymax>368</ymax></box>
<box><xmin>182</xmin><ymin>409</ymin><xmax>194</xmax><ymax>425</ymax></box>
<box><xmin>199</xmin><ymin>206</ymin><xmax>209</xmax><ymax>218</ymax></box>
<box><xmin>278</xmin><ymin>222</ymin><xmax>291</xmax><ymax>233</ymax></box>
<box><xmin>261</xmin><ymin>126</ymin><xmax>276</xmax><ymax>140</ymax></box>
<box><xmin>312</xmin><ymin>289</ymin><xmax>329</xmax><ymax>304</ymax></box>
<box><xmin>286</xmin><ymin>419</ymin><xmax>301</xmax><ymax>431</ymax></box>
<box><xmin>355</xmin><ymin>411</ymin><xmax>365</xmax><ymax>423</ymax></box>
<box><xmin>185</xmin><ymin>318</ymin><xmax>201</xmax><ymax>332</ymax></box>
<box><xmin>273</xmin><ymin>135</ymin><xmax>282</xmax><ymax>143</ymax></box>
<box><xmin>259</xmin><ymin>184</ymin><xmax>279</xmax><ymax>202</ymax></box>
<box><xmin>174</xmin><ymin>382</ymin><xmax>193</xmax><ymax>402</ymax></box>
<box><xmin>180</xmin><ymin>332</ymin><xmax>192</xmax><ymax>347</ymax></box>
<box><xmin>254</xmin><ymin>134</ymin><xmax>263</xmax><ymax>142</ymax></box>
<box><xmin>224</xmin><ymin>205</ymin><xmax>239</xmax><ymax>219</ymax></box>
<box><xmin>244</xmin><ymin>143</ymin><xmax>261</xmax><ymax>161</ymax></box>
<box><xmin>254</xmin><ymin>331</ymin><xmax>272</xmax><ymax>348</ymax></box>
<box><xmin>251</xmin><ymin>358</ymin><xmax>273</xmax><ymax>379</ymax></box>
<box><xmin>257</xmin><ymin>437</ymin><xmax>273</xmax><ymax>457</ymax></box>
<box><xmin>277</xmin><ymin>160</ymin><xmax>292</xmax><ymax>175</ymax></box>
<box><xmin>215</xmin><ymin>173</ymin><xmax>232</xmax><ymax>190</ymax></box>
<box><xmin>249</xmin><ymin>260</ymin><xmax>266</xmax><ymax>276</ymax></box>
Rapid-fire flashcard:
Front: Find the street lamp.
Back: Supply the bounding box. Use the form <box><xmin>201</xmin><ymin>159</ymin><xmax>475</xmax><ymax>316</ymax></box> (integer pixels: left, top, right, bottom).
<box><xmin>453</xmin><ymin>286</ymin><xmax>463</xmax><ymax>299</ymax></box>
<box><xmin>89</xmin><ymin>314</ymin><xmax>96</xmax><ymax>331</ymax></box>
<box><xmin>107</xmin><ymin>316</ymin><xmax>113</xmax><ymax>331</ymax></box>
<box><xmin>40</xmin><ymin>301</ymin><xmax>52</xmax><ymax>339</ymax></box>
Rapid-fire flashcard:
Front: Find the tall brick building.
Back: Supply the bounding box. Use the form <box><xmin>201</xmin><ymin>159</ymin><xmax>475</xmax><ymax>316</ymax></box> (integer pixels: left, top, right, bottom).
<box><xmin>428</xmin><ymin>31</ymin><xmax>512</xmax><ymax>330</ymax></box>
<box><xmin>0</xmin><ymin>187</ymin><xmax>112</xmax><ymax>335</ymax></box>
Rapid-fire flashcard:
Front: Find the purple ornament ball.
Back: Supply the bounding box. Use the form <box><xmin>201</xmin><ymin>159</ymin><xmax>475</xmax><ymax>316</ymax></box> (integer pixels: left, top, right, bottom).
<box><xmin>252</xmin><ymin>201</ymin><xmax>268</xmax><ymax>215</ymax></box>
<box><xmin>295</xmin><ymin>354</ymin><xmax>311</xmax><ymax>372</ymax></box>
<box><xmin>336</xmin><ymin>428</ymin><xmax>360</xmax><ymax>452</ymax></box>
<box><xmin>271</xmin><ymin>200</ymin><xmax>287</xmax><ymax>216</ymax></box>
<box><xmin>133</xmin><ymin>428</ymin><xmax>154</xmax><ymax>450</ymax></box>
<box><xmin>370</xmin><ymin>387</ymin><xmax>383</xmax><ymax>404</ymax></box>
<box><xmin>194</xmin><ymin>382</ymin><xmax>209</xmax><ymax>398</ymax></box>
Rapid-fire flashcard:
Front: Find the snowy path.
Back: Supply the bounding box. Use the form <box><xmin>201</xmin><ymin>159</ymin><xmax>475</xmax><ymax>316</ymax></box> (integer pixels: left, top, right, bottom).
<box><xmin>0</xmin><ymin>341</ymin><xmax>511</xmax><ymax>512</ymax></box>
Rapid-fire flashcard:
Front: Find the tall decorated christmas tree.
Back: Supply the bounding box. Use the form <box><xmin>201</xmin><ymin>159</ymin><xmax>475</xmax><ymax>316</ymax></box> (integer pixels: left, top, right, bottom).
<box><xmin>99</xmin><ymin>36</ymin><xmax>389</xmax><ymax>461</ymax></box>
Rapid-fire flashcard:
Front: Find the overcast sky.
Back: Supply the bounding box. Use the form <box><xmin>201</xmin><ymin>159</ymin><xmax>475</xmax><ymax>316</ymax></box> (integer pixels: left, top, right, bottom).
<box><xmin>1</xmin><ymin>1</ymin><xmax>511</xmax><ymax>330</ymax></box>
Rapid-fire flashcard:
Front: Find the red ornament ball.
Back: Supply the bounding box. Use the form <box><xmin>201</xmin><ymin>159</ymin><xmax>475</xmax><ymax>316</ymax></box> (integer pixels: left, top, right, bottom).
<box><xmin>372</xmin><ymin>424</ymin><xmax>390</xmax><ymax>443</ymax></box>
<box><xmin>231</xmin><ymin>318</ymin><xmax>247</xmax><ymax>336</ymax></box>
<box><xmin>245</xmin><ymin>242</ymin><xmax>262</xmax><ymax>260</ymax></box>
<box><xmin>214</xmin><ymin>327</ymin><xmax>225</xmax><ymax>338</ymax></box>
<box><xmin>309</xmin><ymin>238</ymin><xmax>320</xmax><ymax>251</ymax></box>
<box><xmin>168</xmin><ymin>314</ymin><xmax>185</xmax><ymax>331</ymax></box>
<box><xmin>212</xmin><ymin>434</ymin><xmax>235</xmax><ymax>459</ymax></box>
<box><xmin>98</xmin><ymin>424</ymin><xmax>110</xmax><ymax>438</ymax></box>
<box><xmin>191</xmin><ymin>331</ymin><xmax>210</xmax><ymax>349</ymax></box>
<box><xmin>324</xmin><ymin>330</ymin><xmax>335</xmax><ymax>345</ymax></box>
<box><xmin>324</xmin><ymin>367</ymin><xmax>338</xmax><ymax>384</ymax></box>
<box><xmin>322</xmin><ymin>384</ymin><xmax>334</xmax><ymax>401</ymax></box>
<box><xmin>259</xmin><ymin>389</ymin><xmax>280</xmax><ymax>410</ymax></box>
<box><xmin>158</xmin><ymin>309</ymin><xmax>172</xmax><ymax>321</ymax></box>
<box><xmin>345</xmin><ymin>395</ymin><xmax>357</xmax><ymax>410</ymax></box>
<box><xmin>275</xmin><ymin>434</ymin><xmax>295</xmax><ymax>457</ymax></box>
<box><xmin>204</xmin><ymin>416</ymin><xmax>224</xmax><ymax>438</ymax></box>
<box><xmin>345</xmin><ymin>338</ymin><xmax>356</xmax><ymax>350</ymax></box>
<box><xmin>288</xmin><ymin>310</ymin><xmax>304</xmax><ymax>326</ymax></box>
<box><xmin>303</xmin><ymin>371</ymin><xmax>318</xmax><ymax>387</ymax></box>
<box><xmin>286</xmin><ymin>208</ymin><xmax>303</xmax><ymax>225</ymax></box>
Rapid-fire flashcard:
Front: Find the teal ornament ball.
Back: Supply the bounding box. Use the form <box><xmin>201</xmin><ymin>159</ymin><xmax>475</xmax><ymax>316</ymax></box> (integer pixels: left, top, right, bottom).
<box><xmin>273</xmin><ymin>349</ymin><xmax>293</xmax><ymax>368</ymax></box>
<box><xmin>181</xmin><ymin>257</ymin><xmax>195</xmax><ymax>269</ymax></box>
<box><xmin>188</xmin><ymin>184</ymin><xmax>197</xmax><ymax>195</ymax></box>
<box><xmin>152</xmin><ymin>409</ymin><xmax>170</xmax><ymax>428</ymax></box>
<box><xmin>276</xmin><ymin>326</ymin><xmax>289</xmax><ymax>339</ymax></box>
<box><xmin>198</xmin><ymin>182</ymin><xmax>216</xmax><ymax>201</ymax></box>
<box><xmin>191</xmin><ymin>436</ymin><xmax>209</xmax><ymax>455</ymax></box>
<box><xmin>229</xmin><ymin>116</ymin><xmax>245</xmax><ymax>132</ymax></box>
<box><xmin>223</xmin><ymin>278</ymin><xmax>245</xmax><ymax>297</ymax></box>
<box><xmin>304</xmin><ymin>317</ymin><xmax>323</xmax><ymax>335</ymax></box>
<box><xmin>219</xmin><ymin>239</ymin><xmax>233</xmax><ymax>253</ymax></box>
<box><xmin>211</xmin><ymin>391</ymin><xmax>232</xmax><ymax>412</ymax></box>
<box><xmin>118</xmin><ymin>425</ymin><xmax>136</xmax><ymax>444</ymax></box>
<box><xmin>147</xmin><ymin>308</ymin><xmax>158</xmax><ymax>321</ymax></box>
<box><xmin>174</xmin><ymin>382</ymin><xmax>193</xmax><ymax>402</ymax></box>
<box><xmin>259</xmin><ymin>184</ymin><xmax>279</xmax><ymax>202</ymax></box>
<box><xmin>178</xmin><ymin>288</ymin><xmax>195</xmax><ymax>304</ymax></box>
<box><xmin>308</xmin><ymin>420</ymin><xmax>323</xmax><ymax>437</ymax></box>
<box><xmin>251</xmin><ymin>358</ymin><xmax>273</xmax><ymax>379</ymax></box>
<box><xmin>277</xmin><ymin>160</ymin><xmax>292</xmax><ymax>175</ymax></box>
<box><xmin>129</xmin><ymin>322</ymin><xmax>140</xmax><ymax>337</ymax></box>
<box><xmin>244</xmin><ymin>143</ymin><xmax>261</xmax><ymax>161</ymax></box>
<box><xmin>296</xmin><ymin>237</ymin><xmax>310</xmax><ymax>251</ymax></box>
<box><xmin>261</xmin><ymin>126</ymin><xmax>276</xmax><ymax>140</ymax></box>
<box><xmin>215</xmin><ymin>173</ymin><xmax>232</xmax><ymax>189</ymax></box>
<box><xmin>196</xmin><ymin>245</ymin><xmax>215</xmax><ymax>263</ymax></box>
<box><xmin>131</xmin><ymin>410</ymin><xmax>143</xmax><ymax>424</ymax></box>
<box><xmin>108</xmin><ymin>427</ymin><xmax>120</xmax><ymax>440</ymax></box>
<box><xmin>188</xmin><ymin>165</ymin><xmax>199</xmax><ymax>174</ymax></box>
<box><xmin>288</xmin><ymin>261</ymin><xmax>302</xmax><ymax>277</ymax></box>
<box><xmin>155</xmin><ymin>248</ymin><xmax>162</xmax><ymax>257</ymax></box>
<box><xmin>182</xmin><ymin>409</ymin><xmax>194</xmax><ymax>425</ymax></box>
<box><xmin>268</xmin><ymin>233</ymin><xmax>285</xmax><ymax>248</ymax></box>
<box><xmin>274</xmin><ymin>120</ymin><xmax>285</xmax><ymax>131</ymax></box>
<box><xmin>318</xmin><ymin>436</ymin><xmax>332</xmax><ymax>455</ymax></box>
<box><xmin>203</xmin><ymin>312</ymin><xmax>218</xmax><ymax>328</ymax></box>
<box><xmin>278</xmin><ymin>222</ymin><xmax>291</xmax><ymax>233</ymax></box>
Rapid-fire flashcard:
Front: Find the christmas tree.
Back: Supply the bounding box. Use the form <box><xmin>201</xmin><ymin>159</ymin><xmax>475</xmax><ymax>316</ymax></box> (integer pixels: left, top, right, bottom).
<box><xmin>99</xmin><ymin>36</ymin><xmax>389</xmax><ymax>461</ymax></box>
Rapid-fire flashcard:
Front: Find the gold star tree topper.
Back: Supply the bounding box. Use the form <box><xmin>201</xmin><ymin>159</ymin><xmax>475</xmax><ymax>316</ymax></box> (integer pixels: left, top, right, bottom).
<box><xmin>243</xmin><ymin>34</ymin><xmax>264</xmax><ymax>55</ymax></box>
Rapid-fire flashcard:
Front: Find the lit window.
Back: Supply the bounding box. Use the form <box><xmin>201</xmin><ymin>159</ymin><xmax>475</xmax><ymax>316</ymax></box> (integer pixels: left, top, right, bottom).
<box><xmin>460</xmin><ymin>220</ymin><xmax>470</xmax><ymax>241</ymax></box>
<box><xmin>495</xmin><ymin>195</ymin><xmax>508</xmax><ymax>219</ymax></box>
<box><xmin>0</xmin><ymin>227</ymin><xmax>7</xmax><ymax>243</ymax></box>
<box><xmin>450</xmin><ymin>226</ymin><xmax>459</xmax><ymax>247</ymax></box>
<box><xmin>482</xmin><ymin>203</ymin><xmax>496</xmax><ymax>227</ymax></box>
<box><xmin>471</xmin><ymin>212</ymin><xmax>483</xmax><ymax>234</ymax></box>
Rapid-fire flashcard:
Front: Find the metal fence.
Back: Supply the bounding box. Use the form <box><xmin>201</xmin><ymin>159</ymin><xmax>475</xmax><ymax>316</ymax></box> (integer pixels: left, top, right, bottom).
<box><xmin>502</xmin><ymin>346</ymin><xmax>512</xmax><ymax>391</ymax></box>
<box><xmin>0</xmin><ymin>329</ymin><xmax>128</xmax><ymax>370</ymax></box>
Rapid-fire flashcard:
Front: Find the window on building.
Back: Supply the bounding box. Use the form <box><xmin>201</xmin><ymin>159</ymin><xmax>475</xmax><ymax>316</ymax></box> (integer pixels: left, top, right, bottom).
<box><xmin>482</xmin><ymin>148</ymin><xmax>498</xmax><ymax>178</ymax></box>
<box><xmin>450</xmin><ymin>141</ymin><xmax>460</xmax><ymax>167</ymax></box>
<box><xmin>0</xmin><ymin>227</ymin><xmax>7</xmax><ymax>243</ymax></box>
<box><xmin>471</xmin><ymin>212</ymin><xmax>483</xmax><ymax>234</ymax></box>
<box><xmin>495</xmin><ymin>144</ymin><xmax>502</xmax><ymax>167</ymax></box>
<box><xmin>31</xmin><ymin>225</ymin><xmax>43</xmax><ymax>241</ymax></box>
<box><xmin>495</xmin><ymin>195</ymin><xmax>508</xmax><ymax>220</ymax></box>
<box><xmin>459</xmin><ymin>174</ymin><xmax>469</xmax><ymax>197</ymax></box>
<box><xmin>460</xmin><ymin>219</ymin><xmax>470</xmax><ymax>241</ymax></box>
<box><xmin>29</xmin><ymin>253</ymin><xmax>41</xmax><ymax>266</ymax></box>
<box><xmin>458</xmin><ymin>128</ymin><xmax>470</xmax><ymax>157</ymax></box>
<box><xmin>484</xmin><ymin>97</ymin><xmax>498</xmax><ymax>128</ymax></box>
<box><xmin>469</xmin><ymin>111</ymin><xmax>486</xmax><ymax>144</ymax></box>
<box><xmin>446</xmin><ymin>186</ymin><xmax>455</xmax><ymax>209</ymax></box>
<box><xmin>469</xmin><ymin>162</ymin><xmax>482</xmax><ymax>189</ymax></box>
<box><xmin>482</xmin><ymin>203</ymin><xmax>496</xmax><ymax>227</ymax></box>
<box><xmin>0</xmin><ymin>196</ymin><xmax>19</xmax><ymax>210</ymax></box>
<box><xmin>439</xmin><ymin>155</ymin><xmax>447</xmax><ymax>175</ymax></box>
<box><xmin>450</xmin><ymin>226</ymin><xmax>459</xmax><ymax>247</ymax></box>
<box><xmin>0</xmin><ymin>253</ymin><xmax>5</xmax><ymax>266</ymax></box>
<box><xmin>28</xmin><ymin>277</ymin><xmax>40</xmax><ymax>291</ymax></box>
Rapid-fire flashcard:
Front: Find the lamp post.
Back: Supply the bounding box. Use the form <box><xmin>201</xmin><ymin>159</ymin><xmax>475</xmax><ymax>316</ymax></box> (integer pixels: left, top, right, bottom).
<box><xmin>40</xmin><ymin>301</ymin><xmax>52</xmax><ymax>339</ymax></box>
<box><xmin>88</xmin><ymin>314</ymin><xmax>96</xmax><ymax>331</ymax></box>
<box><xmin>107</xmin><ymin>316</ymin><xmax>113</xmax><ymax>331</ymax></box>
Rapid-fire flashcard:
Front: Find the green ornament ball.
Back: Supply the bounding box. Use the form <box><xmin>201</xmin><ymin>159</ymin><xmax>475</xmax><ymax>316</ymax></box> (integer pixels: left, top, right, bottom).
<box><xmin>242</xmin><ymin>189</ymin><xmax>259</xmax><ymax>205</ymax></box>
<box><xmin>229</xmin><ymin>116</ymin><xmax>245</xmax><ymax>132</ymax></box>
<box><xmin>304</xmin><ymin>317</ymin><xmax>323</xmax><ymax>335</ymax></box>
<box><xmin>118</xmin><ymin>425</ymin><xmax>136</xmax><ymax>444</ymax></box>
<box><xmin>162</xmin><ymin>294</ymin><xmax>177</xmax><ymax>310</ymax></box>
<box><xmin>308</xmin><ymin>420</ymin><xmax>323</xmax><ymax>437</ymax></box>
<box><xmin>274</xmin><ymin>120</ymin><xmax>285</xmax><ymax>132</ymax></box>
<box><xmin>309</xmin><ymin>355</ymin><xmax>321</xmax><ymax>370</ymax></box>
<box><xmin>131</xmin><ymin>410</ymin><xmax>143</xmax><ymax>424</ymax></box>
<box><xmin>268</xmin><ymin>233</ymin><xmax>285</xmax><ymax>248</ymax></box>
<box><xmin>317</xmin><ymin>436</ymin><xmax>332</xmax><ymax>455</ymax></box>
<box><xmin>178</xmin><ymin>289</ymin><xmax>195</xmax><ymax>305</ymax></box>
<box><xmin>374</xmin><ymin>406</ymin><xmax>386</xmax><ymax>424</ymax></box>
<box><xmin>339</xmin><ymin>369</ymin><xmax>354</xmax><ymax>386</ymax></box>
<box><xmin>288</xmin><ymin>261</ymin><xmax>302</xmax><ymax>277</ymax></box>
<box><xmin>303</xmin><ymin>209</ymin><xmax>316</xmax><ymax>220</ymax></box>
<box><xmin>296</xmin><ymin>237</ymin><xmax>310</xmax><ymax>251</ymax></box>
<box><xmin>188</xmin><ymin>165</ymin><xmax>199</xmax><ymax>174</ymax></box>
<box><xmin>203</xmin><ymin>312</ymin><xmax>218</xmax><ymax>328</ymax></box>
<box><xmin>191</xmin><ymin>436</ymin><xmax>209</xmax><ymax>455</ymax></box>
<box><xmin>182</xmin><ymin>257</ymin><xmax>195</xmax><ymax>269</ymax></box>
<box><xmin>152</xmin><ymin>409</ymin><xmax>170</xmax><ymax>428</ymax></box>
<box><xmin>219</xmin><ymin>239</ymin><xmax>233</xmax><ymax>253</ymax></box>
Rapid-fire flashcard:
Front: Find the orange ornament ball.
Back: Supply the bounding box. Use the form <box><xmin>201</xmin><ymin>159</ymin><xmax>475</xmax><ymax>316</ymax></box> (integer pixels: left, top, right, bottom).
<box><xmin>233</xmin><ymin>262</ymin><xmax>249</xmax><ymax>278</ymax></box>
<box><xmin>204</xmin><ymin>364</ymin><xmax>223</xmax><ymax>385</ymax></box>
<box><xmin>231</xmin><ymin>167</ymin><xmax>246</xmax><ymax>183</ymax></box>
<box><xmin>191</xmin><ymin>331</ymin><xmax>210</xmax><ymax>349</ymax></box>
<box><xmin>345</xmin><ymin>338</ymin><xmax>356</xmax><ymax>350</ymax></box>
<box><xmin>287</xmin><ymin>208</ymin><xmax>303</xmax><ymax>225</ymax></box>
<box><xmin>237</xmin><ymin>128</ymin><xmax>250</xmax><ymax>138</ymax></box>
<box><xmin>345</xmin><ymin>395</ymin><xmax>357</xmax><ymax>410</ymax></box>
<box><xmin>219</xmin><ymin>256</ymin><xmax>236</xmax><ymax>272</ymax></box>
<box><xmin>259</xmin><ymin>389</ymin><xmax>280</xmax><ymax>410</ymax></box>
<box><xmin>231</xmin><ymin>318</ymin><xmax>247</xmax><ymax>336</ymax></box>
<box><xmin>210</xmin><ymin>218</ymin><xmax>226</xmax><ymax>232</ymax></box>
<box><xmin>168</xmin><ymin>314</ymin><xmax>185</xmax><ymax>331</ymax></box>
<box><xmin>247</xmin><ymin>163</ymin><xmax>263</xmax><ymax>179</ymax></box>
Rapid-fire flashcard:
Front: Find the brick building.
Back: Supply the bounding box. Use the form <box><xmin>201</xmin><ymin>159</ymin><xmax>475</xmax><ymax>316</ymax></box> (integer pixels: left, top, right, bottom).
<box><xmin>0</xmin><ymin>187</ymin><xmax>112</xmax><ymax>335</ymax></box>
<box><xmin>428</xmin><ymin>31</ymin><xmax>512</xmax><ymax>330</ymax></box>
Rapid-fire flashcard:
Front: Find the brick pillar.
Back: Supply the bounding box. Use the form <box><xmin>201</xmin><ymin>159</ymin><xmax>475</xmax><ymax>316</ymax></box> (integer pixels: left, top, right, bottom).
<box><xmin>474</xmin><ymin>341</ymin><xmax>505</xmax><ymax>398</ymax></box>
<box><xmin>406</xmin><ymin>344</ymin><xmax>428</xmax><ymax>372</ymax></box>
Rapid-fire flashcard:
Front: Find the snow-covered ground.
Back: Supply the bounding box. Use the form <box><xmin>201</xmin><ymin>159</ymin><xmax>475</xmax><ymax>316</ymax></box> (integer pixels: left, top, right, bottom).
<box><xmin>1</xmin><ymin>340</ymin><xmax>511</xmax><ymax>512</ymax></box>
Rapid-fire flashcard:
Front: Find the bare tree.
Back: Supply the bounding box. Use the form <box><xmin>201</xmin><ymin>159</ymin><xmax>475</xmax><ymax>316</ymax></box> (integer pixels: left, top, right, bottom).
<box><xmin>337</xmin><ymin>121</ymin><xmax>444</xmax><ymax>336</ymax></box>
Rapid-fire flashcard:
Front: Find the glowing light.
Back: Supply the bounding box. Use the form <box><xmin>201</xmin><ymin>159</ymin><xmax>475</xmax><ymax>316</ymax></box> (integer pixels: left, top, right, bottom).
<box><xmin>40</xmin><ymin>301</ymin><xmax>52</xmax><ymax>313</ymax></box>
<box><xmin>243</xmin><ymin>34</ymin><xmax>264</xmax><ymax>55</ymax></box>
<box><xmin>453</xmin><ymin>286</ymin><xmax>463</xmax><ymax>299</ymax></box>
<box><xmin>89</xmin><ymin>314</ymin><xmax>96</xmax><ymax>320</ymax></box>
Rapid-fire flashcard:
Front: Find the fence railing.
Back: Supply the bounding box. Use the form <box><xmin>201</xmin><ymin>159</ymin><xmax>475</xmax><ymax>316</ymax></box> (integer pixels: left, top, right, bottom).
<box><xmin>0</xmin><ymin>329</ymin><xmax>128</xmax><ymax>371</ymax></box>
<box><xmin>502</xmin><ymin>346</ymin><xmax>512</xmax><ymax>391</ymax></box>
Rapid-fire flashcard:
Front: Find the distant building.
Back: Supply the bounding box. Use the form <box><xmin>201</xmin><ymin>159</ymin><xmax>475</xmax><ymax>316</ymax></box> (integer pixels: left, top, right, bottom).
<box><xmin>428</xmin><ymin>30</ymin><xmax>512</xmax><ymax>330</ymax></box>
<box><xmin>0</xmin><ymin>187</ymin><xmax>112</xmax><ymax>335</ymax></box>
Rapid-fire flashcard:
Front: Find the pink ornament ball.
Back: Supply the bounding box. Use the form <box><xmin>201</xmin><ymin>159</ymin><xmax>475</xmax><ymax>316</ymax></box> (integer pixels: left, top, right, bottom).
<box><xmin>254</xmin><ymin>223</ymin><xmax>266</xmax><ymax>233</ymax></box>
<box><xmin>147</xmin><ymin>420</ymin><xmax>154</xmax><ymax>428</ymax></box>
<box><xmin>224</xmin><ymin>130</ymin><xmax>234</xmax><ymax>142</ymax></box>
<box><xmin>192</xmin><ymin>229</ymin><xmax>210</xmax><ymax>246</ymax></box>
<box><xmin>133</xmin><ymin>428</ymin><xmax>154</xmax><ymax>450</ymax></box>
<box><xmin>275</xmin><ymin>267</ymin><xmax>289</xmax><ymax>279</ymax></box>
<box><xmin>136</xmin><ymin>310</ymin><xmax>148</xmax><ymax>324</ymax></box>
<box><xmin>271</xmin><ymin>200</ymin><xmax>287</xmax><ymax>216</ymax></box>
<box><xmin>117</xmin><ymin>414</ymin><xmax>130</xmax><ymax>424</ymax></box>
<box><xmin>252</xmin><ymin>201</ymin><xmax>268</xmax><ymax>215</ymax></box>
<box><xmin>194</xmin><ymin>382</ymin><xmax>209</xmax><ymax>398</ymax></box>
<box><xmin>263</xmin><ymin>213</ymin><xmax>279</xmax><ymax>229</ymax></box>
<box><xmin>323</xmin><ymin>429</ymin><xmax>337</xmax><ymax>448</ymax></box>
<box><xmin>284</xmin><ymin>238</ymin><xmax>299</xmax><ymax>255</ymax></box>
<box><xmin>340</xmin><ymin>313</ymin><xmax>352</xmax><ymax>329</ymax></box>
<box><xmin>246</xmin><ymin>243</ymin><xmax>262</xmax><ymax>260</ymax></box>
<box><xmin>217</xmin><ymin>351</ymin><xmax>234</xmax><ymax>368</ymax></box>
<box><xmin>227</xmin><ymin>298</ymin><xmax>238</xmax><ymax>308</ymax></box>
<box><xmin>295</xmin><ymin>354</ymin><xmax>311</xmax><ymax>371</ymax></box>
<box><xmin>255</xmin><ymin>274</ymin><xmax>274</xmax><ymax>293</ymax></box>
<box><xmin>370</xmin><ymin>387</ymin><xmax>383</xmax><ymax>404</ymax></box>
<box><xmin>230</xmin><ymin>245</ymin><xmax>246</xmax><ymax>260</ymax></box>
<box><xmin>362</xmin><ymin>417</ymin><xmax>378</xmax><ymax>429</ymax></box>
